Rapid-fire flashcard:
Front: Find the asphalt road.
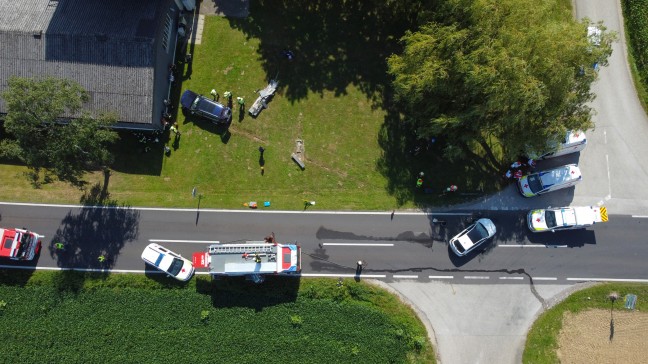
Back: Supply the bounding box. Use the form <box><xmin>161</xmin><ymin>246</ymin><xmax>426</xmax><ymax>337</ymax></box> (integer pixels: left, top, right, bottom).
<box><xmin>2</xmin><ymin>203</ymin><xmax>647</xmax><ymax>283</ymax></box>
<box><xmin>1</xmin><ymin>1</ymin><xmax>645</xmax><ymax>364</ymax></box>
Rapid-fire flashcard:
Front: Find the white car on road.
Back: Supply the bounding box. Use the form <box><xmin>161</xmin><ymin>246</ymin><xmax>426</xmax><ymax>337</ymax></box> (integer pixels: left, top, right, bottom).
<box><xmin>141</xmin><ymin>243</ymin><xmax>195</xmax><ymax>281</ymax></box>
<box><xmin>518</xmin><ymin>164</ymin><xmax>582</xmax><ymax>197</ymax></box>
<box><xmin>527</xmin><ymin>206</ymin><xmax>608</xmax><ymax>232</ymax></box>
<box><xmin>449</xmin><ymin>218</ymin><xmax>497</xmax><ymax>257</ymax></box>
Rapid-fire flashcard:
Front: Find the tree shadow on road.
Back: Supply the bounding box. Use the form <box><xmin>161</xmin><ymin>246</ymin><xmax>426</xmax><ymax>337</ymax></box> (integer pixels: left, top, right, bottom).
<box><xmin>48</xmin><ymin>175</ymin><xmax>140</xmax><ymax>271</ymax></box>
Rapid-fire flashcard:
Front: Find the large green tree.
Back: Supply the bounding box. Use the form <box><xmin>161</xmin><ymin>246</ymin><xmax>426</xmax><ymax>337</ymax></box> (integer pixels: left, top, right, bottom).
<box><xmin>388</xmin><ymin>0</ymin><xmax>614</xmax><ymax>171</ymax></box>
<box><xmin>1</xmin><ymin>77</ymin><xmax>118</xmax><ymax>186</ymax></box>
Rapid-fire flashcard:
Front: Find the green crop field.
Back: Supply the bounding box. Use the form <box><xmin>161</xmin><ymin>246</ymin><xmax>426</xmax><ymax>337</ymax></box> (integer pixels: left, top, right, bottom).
<box><xmin>0</xmin><ymin>271</ymin><xmax>435</xmax><ymax>364</ymax></box>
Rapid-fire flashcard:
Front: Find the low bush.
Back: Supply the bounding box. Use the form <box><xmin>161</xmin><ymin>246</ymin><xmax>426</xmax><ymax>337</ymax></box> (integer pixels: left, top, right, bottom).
<box><xmin>623</xmin><ymin>0</ymin><xmax>648</xmax><ymax>108</ymax></box>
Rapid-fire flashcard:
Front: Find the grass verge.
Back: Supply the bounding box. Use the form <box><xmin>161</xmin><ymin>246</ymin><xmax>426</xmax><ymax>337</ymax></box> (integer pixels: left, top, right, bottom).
<box><xmin>523</xmin><ymin>283</ymin><xmax>648</xmax><ymax>363</ymax></box>
<box><xmin>0</xmin><ymin>270</ymin><xmax>435</xmax><ymax>363</ymax></box>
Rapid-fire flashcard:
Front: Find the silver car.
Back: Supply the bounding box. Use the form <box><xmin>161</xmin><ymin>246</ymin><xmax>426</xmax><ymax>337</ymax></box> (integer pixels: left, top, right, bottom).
<box><xmin>449</xmin><ymin>218</ymin><xmax>497</xmax><ymax>256</ymax></box>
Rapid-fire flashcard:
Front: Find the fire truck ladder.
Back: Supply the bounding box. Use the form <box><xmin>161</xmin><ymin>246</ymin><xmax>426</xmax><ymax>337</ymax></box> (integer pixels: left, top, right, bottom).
<box><xmin>209</xmin><ymin>244</ymin><xmax>274</xmax><ymax>255</ymax></box>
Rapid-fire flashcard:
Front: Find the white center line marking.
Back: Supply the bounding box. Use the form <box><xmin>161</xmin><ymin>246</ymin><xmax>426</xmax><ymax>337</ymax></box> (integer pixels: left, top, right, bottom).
<box><xmin>465</xmin><ymin>276</ymin><xmax>490</xmax><ymax>280</ymax></box>
<box><xmin>393</xmin><ymin>275</ymin><xmax>419</xmax><ymax>279</ymax></box>
<box><xmin>322</xmin><ymin>243</ymin><xmax>394</xmax><ymax>247</ymax></box>
<box><xmin>499</xmin><ymin>276</ymin><xmax>524</xmax><ymax>280</ymax></box>
<box><xmin>300</xmin><ymin>273</ymin><xmax>387</xmax><ymax>278</ymax></box>
<box><xmin>428</xmin><ymin>275</ymin><xmax>454</xmax><ymax>279</ymax></box>
<box><xmin>532</xmin><ymin>277</ymin><xmax>558</xmax><ymax>281</ymax></box>
<box><xmin>606</xmin><ymin>154</ymin><xmax>612</xmax><ymax>198</ymax></box>
<box><xmin>632</xmin><ymin>215</ymin><xmax>648</xmax><ymax>218</ymax></box>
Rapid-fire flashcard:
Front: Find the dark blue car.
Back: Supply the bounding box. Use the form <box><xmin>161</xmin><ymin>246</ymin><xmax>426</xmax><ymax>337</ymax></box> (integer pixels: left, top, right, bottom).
<box><xmin>180</xmin><ymin>90</ymin><xmax>232</xmax><ymax>125</ymax></box>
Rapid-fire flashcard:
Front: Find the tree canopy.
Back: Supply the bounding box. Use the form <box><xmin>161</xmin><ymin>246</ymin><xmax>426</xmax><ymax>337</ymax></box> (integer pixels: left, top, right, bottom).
<box><xmin>387</xmin><ymin>0</ymin><xmax>615</xmax><ymax>170</ymax></box>
<box><xmin>1</xmin><ymin>76</ymin><xmax>118</xmax><ymax>186</ymax></box>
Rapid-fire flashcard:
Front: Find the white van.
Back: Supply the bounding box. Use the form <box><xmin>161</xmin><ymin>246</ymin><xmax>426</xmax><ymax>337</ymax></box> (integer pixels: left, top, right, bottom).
<box><xmin>527</xmin><ymin>130</ymin><xmax>587</xmax><ymax>159</ymax></box>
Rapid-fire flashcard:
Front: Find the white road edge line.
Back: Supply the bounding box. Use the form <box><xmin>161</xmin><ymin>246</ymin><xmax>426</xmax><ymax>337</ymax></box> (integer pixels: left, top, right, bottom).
<box><xmin>464</xmin><ymin>276</ymin><xmax>490</xmax><ymax>280</ymax></box>
<box><xmin>0</xmin><ymin>265</ymin><xmax>148</xmax><ymax>274</ymax></box>
<box><xmin>0</xmin><ymin>201</ymin><xmax>473</xmax><ymax>216</ymax></box>
<box><xmin>150</xmin><ymin>239</ymin><xmax>220</xmax><ymax>244</ymax></box>
<box><xmin>499</xmin><ymin>276</ymin><xmax>524</xmax><ymax>280</ymax></box>
<box><xmin>632</xmin><ymin>215</ymin><xmax>648</xmax><ymax>218</ymax></box>
<box><xmin>393</xmin><ymin>275</ymin><xmax>419</xmax><ymax>279</ymax></box>
<box><xmin>567</xmin><ymin>278</ymin><xmax>648</xmax><ymax>283</ymax></box>
<box><xmin>499</xmin><ymin>244</ymin><xmax>568</xmax><ymax>248</ymax></box>
<box><xmin>428</xmin><ymin>275</ymin><xmax>454</xmax><ymax>279</ymax></box>
<box><xmin>532</xmin><ymin>277</ymin><xmax>558</xmax><ymax>281</ymax></box>
<box><xmin>323</xmin><ymin>243</ymin><xmax>394</xmax><ymax>247</ymax></box>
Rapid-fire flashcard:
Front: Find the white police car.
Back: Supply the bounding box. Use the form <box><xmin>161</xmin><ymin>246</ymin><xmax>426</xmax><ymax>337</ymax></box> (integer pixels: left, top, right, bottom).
<box><xmin>141</xmin><ymin>243</ymin><xmax>194</xmax><ymax>281</ymax></box>
<box><xmin>518</xmin><ymin>164</ymin><xmax>582</xmax><ymax>197</ymax></box>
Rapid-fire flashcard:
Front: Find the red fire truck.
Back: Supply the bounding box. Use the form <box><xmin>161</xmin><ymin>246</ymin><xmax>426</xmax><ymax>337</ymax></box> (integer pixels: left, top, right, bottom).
<box><xmin>0</xmin><ymin>228</ymin><xmax>43</xmax><ymax>261</ymax></box>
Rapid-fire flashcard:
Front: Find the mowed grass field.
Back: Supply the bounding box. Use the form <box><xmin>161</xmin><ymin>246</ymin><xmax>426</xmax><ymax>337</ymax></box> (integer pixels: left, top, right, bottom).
<box><xmin>0</xmin><ymin>13</ymin><xmax>411</xmax><ymax>210</ymax></box>
<box><xmin>0</xmin><ymin>2</ymin><xmax>508</xmax><ymax>210</ymax></box>
<box><xmin>0</xmin><ymin>271</ymin><xmax>435</xmax><ymax>364</ymax></box>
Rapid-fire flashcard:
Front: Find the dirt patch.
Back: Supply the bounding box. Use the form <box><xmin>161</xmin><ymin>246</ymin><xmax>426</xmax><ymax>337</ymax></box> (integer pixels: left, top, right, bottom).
<box><xmin>557</xmin><ymin>308</ymin><xmax>648</xmax><ymax>363</ymax></box>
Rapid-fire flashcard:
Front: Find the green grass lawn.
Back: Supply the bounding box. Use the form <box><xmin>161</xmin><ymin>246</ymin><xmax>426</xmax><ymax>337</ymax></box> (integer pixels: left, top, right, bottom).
<box><xmin>523</xmin><ymin>283</ymin><xmax>648</xmax><ymax>363</ymax></box>
<box><xmin>0</xmin><ymin>2</ymin><xmax>509</xmax><ymax>210</ymax></box>
<box><xmin>0</xmin><ymin>271</ymin><xmax>435</xmax><ymax>364</ymax></box>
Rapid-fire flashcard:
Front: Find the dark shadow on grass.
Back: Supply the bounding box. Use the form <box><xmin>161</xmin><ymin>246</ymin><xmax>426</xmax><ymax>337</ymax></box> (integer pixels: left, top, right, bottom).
<box><xmin>0</xmin><ymin>267</ymin><xmax>37</xmax><ymax>287</ymax></box>
<box><xmin>143</xmin><ymin>268</ymin><xmax>192</xmax><ymax>288</ymax></box>
<box><xmin>109</xmin><ymin>131</ymin><xmax>164</xmax><ymax>176</ymax></box>
<box><xmin>181</xmin><ymin>112</ymin><xmax>232</xmax><ymax>143</ymax></box>
<box><xmin>377</xmin><ymin>107</ymin><xmax>503</xmax><ymax>209</ymax></box>
<box><xmin>196</xmin><ymin>275</ymin><xmax>300</xmax><ymax>312</ymax></box>
<box><xmin>228</xmin><ymin>1</ymin><xmax>426</xmax><ymax>105</ymax></box>
<box><xmin>48</xmin><ymin>181</ymin><xmax>140</xmax><ymax>271</ymax></box>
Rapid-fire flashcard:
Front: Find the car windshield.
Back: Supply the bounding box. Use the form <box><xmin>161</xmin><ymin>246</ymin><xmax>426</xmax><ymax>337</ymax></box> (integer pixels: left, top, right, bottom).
<box><xmin>544</xmin><ymin>211</ymin><xmax>557</xmax><ymax>228</ymax></box>
<box><xmin>191</xmin><ymin>97</ymin><xmax>200</xmax><ymax>110</ymax></box>
<box><xmin>453</xmin><ymin>241</ymin><xmax>466</xmax><ymax>253</ymax></box>
<box><xmin>167</xmin><ymin>258</ymin><xmax>184</xmax><ymax>276</ymax></box>
<box><xmin>467</xmin><ymin>223</ymin><xmax>488</xmax><ymax>243</ymax></box>
<box><xmin>527</xmin><ymin>174</ymin><xmax>544</xmax><ymax>193</ymax></box>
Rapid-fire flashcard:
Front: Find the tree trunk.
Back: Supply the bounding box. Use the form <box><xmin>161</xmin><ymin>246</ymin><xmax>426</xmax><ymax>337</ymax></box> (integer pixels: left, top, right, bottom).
<box><xmin>476</xmin><ymin>136</ymin><xmax>503</xmax><ymax>170</ymax></box>
<box><xmin>459</xmin><ymin>142</ymin><xmax>500</xmax><ymax>175</ymax></box>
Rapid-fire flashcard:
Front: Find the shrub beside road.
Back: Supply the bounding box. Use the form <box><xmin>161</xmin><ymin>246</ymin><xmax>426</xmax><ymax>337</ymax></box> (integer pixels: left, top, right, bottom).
<box><xmin>622</xmin><ymin>0</ymin><xmax>648</xmax><ymax>110</ymax></box>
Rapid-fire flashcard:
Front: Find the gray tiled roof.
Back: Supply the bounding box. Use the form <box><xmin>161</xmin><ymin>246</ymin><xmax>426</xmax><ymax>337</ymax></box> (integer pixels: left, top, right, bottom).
<box><xmin>0</xmin><ymin>0</ymin><xmax>170</xmax><ymax>125</ymax></box>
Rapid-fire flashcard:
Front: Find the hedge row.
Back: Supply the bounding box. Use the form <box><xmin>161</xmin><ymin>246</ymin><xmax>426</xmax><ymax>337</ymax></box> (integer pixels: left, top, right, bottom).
<box><xmin>0</xmin><ymin>271</ymin><xmax>435</xmax><ymax>363</ymax></box>
<box><xmin>624</xmin><ymin>0</ymin><xmax>648</xmax><ymax>90</ymax></box>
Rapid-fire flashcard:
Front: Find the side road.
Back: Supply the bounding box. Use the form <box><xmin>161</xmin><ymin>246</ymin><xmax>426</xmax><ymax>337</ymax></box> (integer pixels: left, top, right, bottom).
<box><xmin>380</xmin><ymin>281</ymin><xmax>593</xmax><ymax>364</ymax></box>
<box><xmin>388</xmin><ymin>0</ymin><xmax>645</xmax><ymax>363</ymax></box>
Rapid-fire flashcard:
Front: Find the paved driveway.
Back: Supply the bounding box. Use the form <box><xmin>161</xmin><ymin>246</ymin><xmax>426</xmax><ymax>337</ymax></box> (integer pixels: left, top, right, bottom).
<box><xmin>455</xmin><ymin>0</ymin><xmax>648</xmax><ymax>216</ymax></box>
